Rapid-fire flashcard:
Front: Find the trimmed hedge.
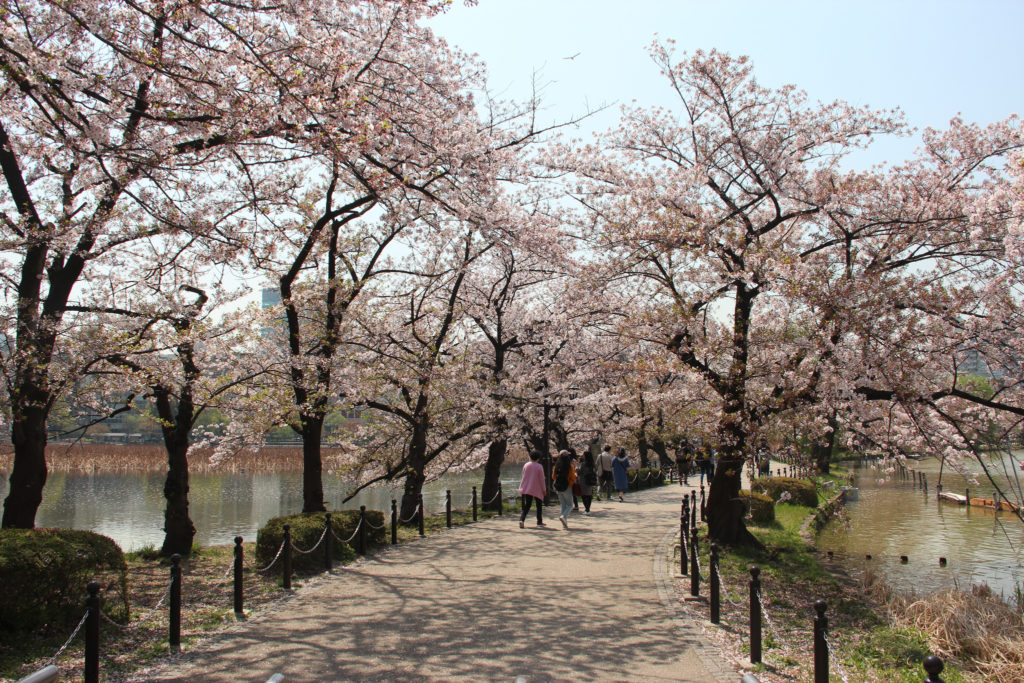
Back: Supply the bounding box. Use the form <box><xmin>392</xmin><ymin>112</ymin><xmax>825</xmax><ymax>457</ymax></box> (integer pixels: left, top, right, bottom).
<box><xmin>628</xmin><ymin>467</ymin><xmax>667</xmax><ymax>491</ymax></box>
<box><xmin>739</xmin><ymin>490</ymin><xmax>776</xmax><ymax>524</ymax></box>
<box><xmin>753</xmin><ymin>476</ymin><xmax>817</xmax><ymax>507</ymax></box>
<box><xmin>0</xmin><ymin>528</ymin><xmax>128</xmax><ymax>634</ymax></box>
<box><xmin>256</xmin><ymin>509</ymin><xmax>386</xmax><ymax>574</ymax></box>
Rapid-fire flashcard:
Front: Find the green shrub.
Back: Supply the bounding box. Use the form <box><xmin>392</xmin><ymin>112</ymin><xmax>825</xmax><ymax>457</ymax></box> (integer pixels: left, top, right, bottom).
<box><xmin>754</xmin><ymin>476</ymin><xmax>817</xmax><ymax>507</ymax></box>
<box><xmin>256</xmin><ymin>510</ymin><xmax>385</xmax><ymax>574</ymax></box>
<box><xmin>0</xmin><ymin>528</ymin><xmax>128</xmax><ymax>634</ymax></box>
<box><xmin>739</xmin><ymin>490</ymin><xmax>776</xmax><ymax>524</ymax></box>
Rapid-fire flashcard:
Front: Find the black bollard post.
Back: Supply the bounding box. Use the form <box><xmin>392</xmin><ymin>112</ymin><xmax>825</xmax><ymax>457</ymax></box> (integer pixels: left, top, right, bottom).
<box><xmin>282</xmin><ymin>524</ymin><xmax>292</xmax><ymax>591</ymax></box>
<box><xmin>749</xmin><ymin>567</ymin><xmax>762</xmax><ymax>664</ymax></box>
<box><xmin>923</xmin><ymin>655</ymin><xmax>945</xmax><ymax>682</ymax></box>
<box><xmin>391</xmin><ymin>499</ymin><xmax>398</xmax><ymax>545</ymax></box>
<box><xmin>169</xmin><ymin>553</ymin><xmax>182</xmax><ymax>653</ymax></box>
<box><xmin>418</xmin><ymin>493</ymin><xmax>425</xmax><ymax>536</ymax></box>
<box><xmin>358</xmin><ymin>506</ymin><xmax>367</xmax><ymax>554</ymax></box>
<box><xmin>324</xmin><ymin>513</ymin><xmax>333</xmax><ymax>572</ymax></box>
<box><xmin>690</xmin><ymin>522</ymin><xmax>699</xmax><ymax>597</ymax></box>
<box><xmin>85</xmin><ymin>581</ymin><xmax>100</xmax><ymax>683</ymax></box>
<box><xmin>233</xmin><ymin>536</ymin><xmax>244</xmax><ymax>616</ymax></box>
<box><xmin>680</xmin><ymin>498</ymin><xmax>689</xmax><ymax>576</ymax></box>
<box><xmin>690</xmin><ymin>491</ymin><xmax>697</xmax><ymax>527</ymax></box>
<box><xmin>814</xmin><ymin>600</ymin><xmax>828</xmax><ymax>683</ymax></box>
<box><xmin>700</xmin><ymin>484</ymin><xmax>706</xmax><ymax>521</ymax></box>
<box><xmin>710</xmin><ymin>543</ymin><xmax>720</xmax><ymax>624</ymax></box>
<box><xmin>446</xmin><ymin>490</ymin><xmax>452</xmax><ymax>529</ymax></box>
<box><xmin>472</xmin><ymin>486</ymin><xmax>478</xmax><ymax>522</ymax></box>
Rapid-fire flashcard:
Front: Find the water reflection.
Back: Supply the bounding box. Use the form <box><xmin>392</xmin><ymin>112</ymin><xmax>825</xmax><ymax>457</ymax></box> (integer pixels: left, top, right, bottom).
<box><xmin>818</xmin><ymin>454</ymin><xmax>1024</xmax><ymax>603</ymax></box>
<box><xmin>1</xmin><ymin>467</ymin><xmax>525</xmax><ymax>552</ymax></box>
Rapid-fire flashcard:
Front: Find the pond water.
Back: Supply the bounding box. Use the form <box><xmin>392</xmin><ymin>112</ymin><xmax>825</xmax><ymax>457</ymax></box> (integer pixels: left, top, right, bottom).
<box><xmin>817</xmin><ymin>452</ymin><xmax>1024</xmax><ymax>603</ymax></box>
<box><xmin>0</xmin><ymin>465</ymin><xmax>526</xmax><ymax>552</ymax></box>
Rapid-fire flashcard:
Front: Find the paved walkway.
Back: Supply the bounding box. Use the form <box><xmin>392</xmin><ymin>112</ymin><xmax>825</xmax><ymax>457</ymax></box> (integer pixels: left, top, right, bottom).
<box><xmin>140</xmin><ymin>483</ymin><xmax>735</xmax><ymax>682</ymax></box>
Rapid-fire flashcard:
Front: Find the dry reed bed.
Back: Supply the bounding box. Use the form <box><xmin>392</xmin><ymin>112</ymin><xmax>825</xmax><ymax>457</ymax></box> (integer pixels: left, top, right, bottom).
<box><xmin>887</xmin><ymin>584</ymin><xmax>1024</xmax><ymax>682</ymax></box>
<box><xmin>0</xmin><ymin>444</ymin><xmax>312</xmax><ymax>474</ymax></box>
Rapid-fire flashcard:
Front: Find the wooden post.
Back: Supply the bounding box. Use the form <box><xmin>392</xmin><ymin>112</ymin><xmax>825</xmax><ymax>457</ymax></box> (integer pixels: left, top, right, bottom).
<box><xmin>233</xmin><ymin>536</ymin><xmax>244</xmax><ymax>616</ymax></box>
<box><xmin>749</xmin><ymin>567</ymin><xmax>762</xmax><ymax>664</ymax></box>
<box><xmin>169</xmin><ymin>554</ymin><xmax>182</xmax><ymax>653</ymax></box>
<box><xmin>85</xmin><ymin>581</ymin><xmax>100</xmax><ymax>683</ymax></box>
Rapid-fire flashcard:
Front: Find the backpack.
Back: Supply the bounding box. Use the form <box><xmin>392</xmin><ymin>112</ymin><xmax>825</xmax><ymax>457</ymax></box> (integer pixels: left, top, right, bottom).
<box><xmin>583</xmin><ymin>464</ymin><xmax>598</xmax><ymax>486</ymax></box>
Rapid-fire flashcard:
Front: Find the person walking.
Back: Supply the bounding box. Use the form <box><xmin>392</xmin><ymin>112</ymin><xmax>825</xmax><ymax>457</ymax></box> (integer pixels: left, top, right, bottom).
<box><xmin>611</xmin><ymin>447</ymin><xmax>631</xmax><ymax>502</ymax></box>
<box><xmin>551</xmin><ymin>450</ymin><xmax>577</xmax><ymax>529</ymax></box>
<box><xmin>576</xmin><ymin>450</ymin><xmax>597</xmax><ymax>513</ymax></box>
<box><xmin>595</xmin><ymin>444</ymin><xmax>614</xmax><ymax>501</ymax></box>
<box><xmin>518</xmin><ymin>451</ymin><xmax>547</xmax><ymax>528</ymax></box>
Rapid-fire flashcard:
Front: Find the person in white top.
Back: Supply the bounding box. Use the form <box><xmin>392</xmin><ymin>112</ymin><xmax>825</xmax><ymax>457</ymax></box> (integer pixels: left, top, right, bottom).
<box><xmin>595</xmin><ymin>444</ymin><xmax>614</xmax><ymax>501</ymax></box>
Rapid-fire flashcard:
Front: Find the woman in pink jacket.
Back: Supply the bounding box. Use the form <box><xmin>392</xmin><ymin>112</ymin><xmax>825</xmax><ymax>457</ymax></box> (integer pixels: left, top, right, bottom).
<box><xmin>518</xmin><ymin>451</ymin><xmax>547</xmax><ymax>528</ymax></box>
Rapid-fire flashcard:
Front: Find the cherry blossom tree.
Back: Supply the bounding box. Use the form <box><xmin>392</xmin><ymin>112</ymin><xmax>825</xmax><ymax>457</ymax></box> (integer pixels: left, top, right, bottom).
<box><xmin>559</xmin><ymin>46</ymin><xmax>914</xmax><ymax>545</ymax></box>
<box><xmin>0</xmin><ymin>0</ymin><xmax>311</xmax><ymax>528</ymax></box>
<box><xmin>219</xmin><ymin>1</ymin><xmax>558</xmax><ymax>513</ymax></box>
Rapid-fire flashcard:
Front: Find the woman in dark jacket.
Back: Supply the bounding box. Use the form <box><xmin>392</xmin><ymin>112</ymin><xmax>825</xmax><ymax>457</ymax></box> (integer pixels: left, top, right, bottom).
<box><xmin>576</xmin><ymin>450</ymin><xmax>597</xmax><ymax>513</ymax></box>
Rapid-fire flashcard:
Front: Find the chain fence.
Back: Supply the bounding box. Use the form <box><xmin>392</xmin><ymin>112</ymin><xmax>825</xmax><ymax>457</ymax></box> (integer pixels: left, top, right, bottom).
<box><xmin>823</xmin><ymin>630</ymin><xmax>852</xmax><ymax>683</ymax></box>
<box><xmin>44</xmin><ymin>609</ymin><xmax>90</xmax><ymax>667</ymax></box>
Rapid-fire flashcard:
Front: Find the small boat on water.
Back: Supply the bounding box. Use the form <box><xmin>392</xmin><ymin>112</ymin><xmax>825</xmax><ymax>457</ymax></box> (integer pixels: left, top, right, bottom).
<box><xmin>938</xmin><ymin>491</ymin><xmax>1021</xmax><ymax>513</ymax></box>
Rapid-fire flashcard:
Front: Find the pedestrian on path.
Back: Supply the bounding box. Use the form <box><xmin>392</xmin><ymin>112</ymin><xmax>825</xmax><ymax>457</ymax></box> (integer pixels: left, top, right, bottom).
<box><xmin>612</xmin><ymin>448</ymin><xmax>631</xmax><ymax>502</ymax></box>
<box><xmin>596</xmin><ymin>444</ymin><xmax>614</xmax><ymax>500</ymax></box>
<box><xmin>552</xmin><ymin>450</ymin><xmax>577</xmax><ymax>529</ymax></box>
<box><xmin>576</xmin><ymin>450</ymin><xmax>597</xmax><ymax>513</ymax></box>
<box><xmin>518</xmin><ymin>451</ymin><xmax>547</xmax><ymax>528</ymax></box>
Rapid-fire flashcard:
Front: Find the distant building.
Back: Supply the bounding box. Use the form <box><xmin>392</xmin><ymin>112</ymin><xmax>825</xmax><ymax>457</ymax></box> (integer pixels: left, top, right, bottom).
<box><xmin>260</xmin><ymin>287</ymin><xmax>284</xmax><ymax>340</ymax></box>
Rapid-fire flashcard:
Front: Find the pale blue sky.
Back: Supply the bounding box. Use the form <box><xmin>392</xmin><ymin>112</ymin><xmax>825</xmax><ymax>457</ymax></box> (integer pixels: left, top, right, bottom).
<box><xmin>428</xmin><ymin>0</ymin><xmax>1024</xmax><ymax>166</ymax></box>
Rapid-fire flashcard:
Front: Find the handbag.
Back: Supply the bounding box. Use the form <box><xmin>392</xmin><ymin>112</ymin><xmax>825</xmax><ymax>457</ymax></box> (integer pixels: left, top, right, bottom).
<box><xmin>572</xmin><ymin>480</ymin><xmax>582</xmax><ymax>496</ymax></box>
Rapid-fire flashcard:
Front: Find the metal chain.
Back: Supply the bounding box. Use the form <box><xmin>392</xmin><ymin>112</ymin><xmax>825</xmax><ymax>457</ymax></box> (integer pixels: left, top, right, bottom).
<box><xmin>694</xmin><ymin>551</ymin><xmax>709</xmax><ymax>582</ymax></box>
<box><xmin>823</xmin><ymin>630</ymin><xmax>852</xmax><ymax>683</ymax></box>
<box><xmin>101</xmin><ymin>580</ymin><xmax>172</xmax><ymax>632</ymax></box>
<box><xmin>291</xmin><ymin>525</ymin><xmax>328</xmax><ymax>555</ymax></box>
<box><xmin>330</xmin><ymin>517</ymin><xmax>363</xmax><ymax>545</ymax></box>
<box><xmin>45</xmin><ymin>609</ymin><xmax>90</xmax><ymax>666</ymax></box>
<box><xmin>206</xmin><ymin>556</ymin><xmax>236</xmax><ymax>593</ymax></box>
<box><xmin>254</xmin><ymin>538</ymin><xmax>287</xmax><ymax>573</ymax></box>
<box><xmin>756</xmin><ymin>590</ymin><xmax>781</xmax><ymax>644</ymax></box>
<box><xmin>482</xmin><ymin>490</ymin><xmax>501</xmax><ymax>505</ymax></box>
<box><xmin>364</xmin><ymin>517</ymin><xmax>387</xmax><ymax>531</ymax></box>
<box><xmin>713</xmin><ymin>564</ymin><xmax>744</xmax><ymax>607</ymax></box>
<box><xmin>398</xmin><ymin>503</ymin><xmax>421</xmax><ymax>525</ymax></box>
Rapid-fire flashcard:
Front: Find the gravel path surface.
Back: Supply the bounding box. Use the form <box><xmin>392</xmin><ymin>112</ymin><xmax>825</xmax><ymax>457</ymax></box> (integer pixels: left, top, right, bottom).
<box><xmin>139</xmin><ymin>483</ymin><xmax>735</xmax><ymax>682</ymax></box>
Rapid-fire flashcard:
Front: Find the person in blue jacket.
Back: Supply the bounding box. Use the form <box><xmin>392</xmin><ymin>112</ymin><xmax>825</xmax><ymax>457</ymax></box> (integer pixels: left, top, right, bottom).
<box><xmin>611</xmin><ymin>448</ymin><xmax>631</xmax><ymax>502</ymax></box>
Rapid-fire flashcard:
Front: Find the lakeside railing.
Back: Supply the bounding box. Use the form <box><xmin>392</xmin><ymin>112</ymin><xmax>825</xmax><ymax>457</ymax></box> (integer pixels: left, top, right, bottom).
<box><xmin>17</xmin><ymin>468</ymin><xmax>950</xmax><ymax>682</ymax></box>
<box><xmin>14</xmin><ymin>477</ymin><xmax>532</xmax><ymax>682</ymax></box>
<box><xmin>676</xmin><ymin>493</ymin><xmax>952</xmax><ymax>683</ymax></box>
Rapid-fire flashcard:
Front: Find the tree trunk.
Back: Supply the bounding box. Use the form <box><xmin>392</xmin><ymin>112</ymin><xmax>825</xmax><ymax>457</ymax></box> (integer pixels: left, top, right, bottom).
<box><xmin>651</xmin><ymin>435</ymin><xmax>670</xmax><ymax>468</ymax></box>
<box><xmin>811</xmin><ymin>414</ymin><xmax>837</xmax><ymax>474</ymax></box>
<box><xmin>705</xmin><ymin>283</ymin><xmax>762</xmax><ymax>548</ymax></box>
<box><xmin>399</xmin><ymin>419</ymin><xmax>429</xmax><ymax>523</ymax></box>
<box><xmin>705</xmin><ymin>454</ymin><xmax>761</xmax><ymax>547</ymax></box>
<box><xmin>161</xmin><ymin>438</ymin><xmax>195</xmax><ymax>555</ymax></box>
<box><xmin>637</xmin><ymin>434</ymin><xmax>650</xmax><ymax>468</ymax></box>
<box><xmin>2</xmin><ymin>406</ymin><xmax>48</xmax><ymax>528</ymax></box>
<box><xmin>481</xmin><ymin>437</ymin><xmax>507</xmax><ymax>512</ymax></box>
<box><xmin>301</xmin><ymin>416</ymin><xmax>326</xmax><ymax>512</ymax></box>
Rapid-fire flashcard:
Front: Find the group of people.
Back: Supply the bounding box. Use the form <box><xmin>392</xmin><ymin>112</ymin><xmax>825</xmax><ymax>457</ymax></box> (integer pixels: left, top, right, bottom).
<box><xmin>517</xmin><ymin>444</ymin><xmax>632</xmax><ymax>530</ymax></box>
<box><xmin>673</xmin><ymin>441</ymin><xmax>716</xmax><ymax>485</ymax></box>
